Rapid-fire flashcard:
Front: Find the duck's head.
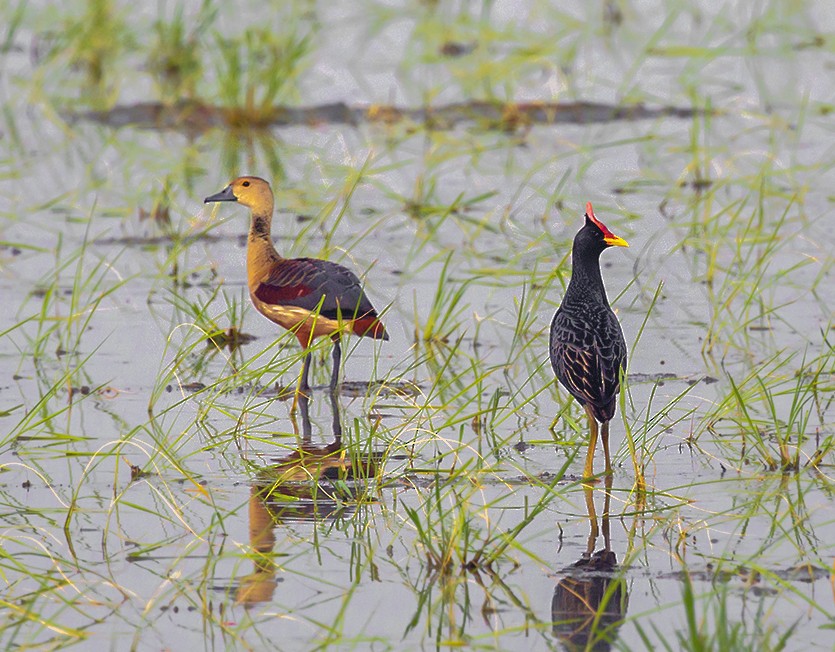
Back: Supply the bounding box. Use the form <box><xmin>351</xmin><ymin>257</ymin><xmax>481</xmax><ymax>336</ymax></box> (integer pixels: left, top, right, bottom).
<box><xmin>204</xmin><ymin>176</ymin><xmax>272</xmax><ymax>210</ymax></box>
<box><xmin>579</xmin><ymin>202</ymin><xmax>629</xmax><ymax>250</ymax></box>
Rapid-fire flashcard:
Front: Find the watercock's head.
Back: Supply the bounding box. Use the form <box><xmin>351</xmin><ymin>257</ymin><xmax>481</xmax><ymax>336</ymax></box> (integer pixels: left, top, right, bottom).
<box><xmin>575</xmin><ymin>202</ymin><xmax>629</xmax><ymax>253</ymax></box>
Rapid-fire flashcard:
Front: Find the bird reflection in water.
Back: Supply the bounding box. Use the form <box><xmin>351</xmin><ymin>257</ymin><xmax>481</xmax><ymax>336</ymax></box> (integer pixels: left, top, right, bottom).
<box><xmin>236</xmin><ymin>392</ymin><xmax>380</xmax><ymax>605</ymax></box>
<box><xmin>552</xmin><ymin>477</ymin><xmax>628</xmax><ymax>651</ymax></box>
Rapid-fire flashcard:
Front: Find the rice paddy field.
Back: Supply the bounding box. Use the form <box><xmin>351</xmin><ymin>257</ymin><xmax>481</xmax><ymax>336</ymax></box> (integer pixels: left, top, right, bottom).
<box><xmin>1</xmin><ymin>0</ymin><xmax>834</xmax><ymax>649</ymax></box>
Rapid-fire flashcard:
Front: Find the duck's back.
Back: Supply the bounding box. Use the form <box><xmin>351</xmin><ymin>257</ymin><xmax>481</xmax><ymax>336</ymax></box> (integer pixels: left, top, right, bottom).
<box><xmin>250</xmin><ymin>257</ymin><xmax>386</xmax><ymax>340</ymax></box>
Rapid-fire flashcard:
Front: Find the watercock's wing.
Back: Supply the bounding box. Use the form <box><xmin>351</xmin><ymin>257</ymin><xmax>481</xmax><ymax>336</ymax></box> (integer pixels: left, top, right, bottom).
<box><xmin>549</xmin><ymin>306</ymin><xmax>626</xmax><ymax>420</ymax></box>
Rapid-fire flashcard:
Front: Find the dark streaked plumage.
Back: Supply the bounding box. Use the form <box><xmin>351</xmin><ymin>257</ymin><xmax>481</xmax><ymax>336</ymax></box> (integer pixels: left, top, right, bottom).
<box><xmin>204</xmin><ymin>176</ymin><xmax>387</xmax><ymax>397</ymax></box>
<box><xmin>550</xmin><ymin>202</ymin><xmax>628</xmax><ymax>478</ymax></box>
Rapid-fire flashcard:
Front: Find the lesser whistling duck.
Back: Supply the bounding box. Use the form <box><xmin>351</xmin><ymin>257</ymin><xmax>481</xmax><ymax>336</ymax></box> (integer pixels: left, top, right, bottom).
<box><xmin>204</xmin><ymin>176</ymin><xmax>388</xmax><ymax>394</ymax></box>
<box><xmin>549</xmin><ymin>202</ymin><xmax>628</xmax><ymax>479</ymax></box>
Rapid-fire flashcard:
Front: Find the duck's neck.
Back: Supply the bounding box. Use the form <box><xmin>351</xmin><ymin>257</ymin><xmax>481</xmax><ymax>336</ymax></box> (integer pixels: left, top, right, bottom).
<box><xmin>247</xmin><ymin>204</ymin><xmax>283</xmax><ymax>287</ymax></box>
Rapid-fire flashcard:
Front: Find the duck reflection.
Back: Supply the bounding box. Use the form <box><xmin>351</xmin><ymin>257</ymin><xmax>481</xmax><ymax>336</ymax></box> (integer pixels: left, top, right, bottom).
<box><xmin>236</xmin><ymin>391</ymin><xmax>380</xmax><ymax>605</ymax></box>
<box><xmin>552</xmin><ymin>477</ymin><xmax>628</xmax><ymax>651</ymax></box>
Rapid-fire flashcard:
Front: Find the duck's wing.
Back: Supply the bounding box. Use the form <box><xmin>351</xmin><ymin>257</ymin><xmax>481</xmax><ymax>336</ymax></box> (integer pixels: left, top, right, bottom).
<box><xmin>253</xmin><ymin>257</ymin><xmax>381</xmax><ymax>322</ymax></box>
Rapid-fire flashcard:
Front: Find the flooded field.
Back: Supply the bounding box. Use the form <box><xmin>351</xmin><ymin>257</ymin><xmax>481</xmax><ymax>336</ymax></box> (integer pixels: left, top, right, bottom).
<box><xmin>1</xmin><ymin>1</ymin><xmax>833</xmax><ymax>649</ymax></box>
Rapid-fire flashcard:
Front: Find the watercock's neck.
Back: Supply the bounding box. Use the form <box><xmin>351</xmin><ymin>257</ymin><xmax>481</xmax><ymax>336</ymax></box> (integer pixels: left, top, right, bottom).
<box><xmin>565</xmin><ymin>245</ymin><xmax>609</xmax><ymax>306</ymax></box>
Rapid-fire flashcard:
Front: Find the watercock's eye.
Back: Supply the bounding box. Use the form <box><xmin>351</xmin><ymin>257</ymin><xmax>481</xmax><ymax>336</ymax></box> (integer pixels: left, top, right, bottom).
<box><xmin>242</xmin><ymin>181</ymin><xmax>250</xmax><ymax>187</ymax></box>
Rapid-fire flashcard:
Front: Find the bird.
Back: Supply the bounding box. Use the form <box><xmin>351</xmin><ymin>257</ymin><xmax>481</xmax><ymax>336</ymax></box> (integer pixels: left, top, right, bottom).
<box><xmin>204</xmin><ymin>176</ymin><xmax>388</xmax><ymax>397</ymax></box>
<box><xmin>549</xmin><ymin>202</ymin><xmax>628</xmax><ymax>479</ymax></box>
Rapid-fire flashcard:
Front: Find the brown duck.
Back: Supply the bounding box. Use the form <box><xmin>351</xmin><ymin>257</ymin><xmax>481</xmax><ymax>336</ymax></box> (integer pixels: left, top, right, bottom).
<box><xmin>204</xmin><ymin>176</ymin><xmax>388</xmax><ymax>394</ymax></box>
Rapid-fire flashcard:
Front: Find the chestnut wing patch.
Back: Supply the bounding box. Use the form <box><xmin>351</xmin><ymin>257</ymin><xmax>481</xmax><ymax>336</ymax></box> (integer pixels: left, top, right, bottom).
<box><xmin>253</xmin><ymin>257</ymin><xmax>378</xmax><ymax>321</ymax></box>
<box><xmin>253</xmin><ymin>283</ymin><xmax>314</xmax><ymax>304</ymax></box>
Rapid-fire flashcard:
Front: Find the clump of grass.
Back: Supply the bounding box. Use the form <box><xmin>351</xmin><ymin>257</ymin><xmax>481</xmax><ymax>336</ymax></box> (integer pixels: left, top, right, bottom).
<box><xmin>0</xmin><ymin>0</ymin><xmax>26</xmax><ymax>63</ymax></box>
<box><xmin>383</xmin><ymin>1</ymin><xmax>578</xmax><ymax>104</ymax></box>
<box><xmin>700</xmin><ymin>345</ymin><xmax>834</xmax><ymax>472</ymax></box>
<box><xmin>636</xmin><ymin>572</ymin><xmax>799</xmax><ymax>651</ymax></box>
<box><xmin>2</xmin><ymin>226</ymin><xmax>134</xmax><ymax>448</ymax></box>
<box><xmin>41</xmin><ymin>0</ymin><xmax>134</xmax><ymax>106</ymax></box>
<box><xmin>401</xmin><ymin>458</ymin><xmax>571</xmax><ymax>577</ymax></box>
<box><xmin>162</xmin><ymin>285</ymin><xmax>252</xmax><ymax>352</ymax></box>
<box><xmin>401</xmin><ymin>487</ymin><xmax>482</xmax><ymax>568</ymax></box>
<box><xmin>413</xmin><ymin>253</ymin><xmax>477</xmax><ymax>345</ymax></box>
<box><xmin>148</xmin><ymin>5</ymin><xmax>215</xmax><ymax>102</ymax></box>
<box><xmin>699</xmin><ymin>198</ymin><xmax>813</xmax><ymax>360</ymax></box>
<box><xmin>401</xmin><ymin>176</ymin><xmax>497</xmax><ymax>232</ymax></box>
<box><xmin>3</xmin><ymin>348</ymin><xmax>102</xmax><ymax>448</ymax></box>
<box><xmin>213</xmin><ymin>26</ymin><xmax>311</xmax><ymax>126</ymax></box>
<box><xmin>14</xmin><ymin>224</ymin><xmax>130</xmax><ymax>364</ymax></box>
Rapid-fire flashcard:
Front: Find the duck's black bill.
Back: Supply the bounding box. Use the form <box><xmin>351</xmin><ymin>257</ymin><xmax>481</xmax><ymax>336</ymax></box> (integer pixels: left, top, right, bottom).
<box><xmin>204</xmin><ymin>186</ymin><xmax>237</xmax><ymax>203</ymax></box>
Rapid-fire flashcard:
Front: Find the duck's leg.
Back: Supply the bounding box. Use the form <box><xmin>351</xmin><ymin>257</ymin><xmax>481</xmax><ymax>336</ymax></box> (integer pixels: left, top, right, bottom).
<box><xmin>601</xmin><ymin>420</ymin><xmax>612</xmax><ymax>475</ymax></box>
<box><xmin>329</xmin><ymin>336</ymin><xmax>341</xmax><ymax>392</ymax></box>
<box><xmin>292</xmin><ymin>349</ymin><xmax>312</xmax><ymax>415</ymax></box>
<box><xmin>298</xmin><ymin>392</ymin><xmax>312</xmax><ymax>440</ymax></box>
<box><xmin>583</xmin><ymin>404</ymin><xmax>599</xmax><ymax>481</ymax></box>
<box><xmin>300</xmin><ymin>350</ymin><xmax>312</xmax><ymax>392</ymax></box>
<box><xmin>328</xmin><ymin>387</ymin><xmax>342</xmax><ymax>444</ymax></box>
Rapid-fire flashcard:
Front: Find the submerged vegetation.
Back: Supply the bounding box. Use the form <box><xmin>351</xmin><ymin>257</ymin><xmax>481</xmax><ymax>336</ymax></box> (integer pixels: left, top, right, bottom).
<box><xmin>0</xmin><ymin>0</ymin><xmax>833</xmax><ymax>649</ymax></box>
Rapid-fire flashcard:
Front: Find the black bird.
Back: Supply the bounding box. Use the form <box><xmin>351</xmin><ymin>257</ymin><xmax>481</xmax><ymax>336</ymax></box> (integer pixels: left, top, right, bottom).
<box><xmin>550</xmin><ymin>202</ymin><xmax>628</xmax><ymax>478</ymax></box>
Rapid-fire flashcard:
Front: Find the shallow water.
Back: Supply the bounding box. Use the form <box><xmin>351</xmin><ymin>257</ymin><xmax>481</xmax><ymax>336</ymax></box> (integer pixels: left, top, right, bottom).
<box><xmin>1</xmin><ymin>1</ymin><xmax>834</xmax><ymax>649</ymax></box>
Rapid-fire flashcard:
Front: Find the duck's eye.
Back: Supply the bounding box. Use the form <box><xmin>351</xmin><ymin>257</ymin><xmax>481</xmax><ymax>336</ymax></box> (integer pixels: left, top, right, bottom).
<box><xmin>242</xmin><ymin>180</ymin><xmax>250</xmax><ymax>187</ymax></box>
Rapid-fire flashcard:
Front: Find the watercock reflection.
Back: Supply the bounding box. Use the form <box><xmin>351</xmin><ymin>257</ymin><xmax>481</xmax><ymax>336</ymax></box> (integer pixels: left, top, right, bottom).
<box><xmin>552</xmin><ymin>477</ymin><xmax>629</xmax><ymax>651</ymax></box>
<box><xmin>236</xmin><ymin>391</ymin><xmax>381</xmax><ymax>605</ymax></box>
